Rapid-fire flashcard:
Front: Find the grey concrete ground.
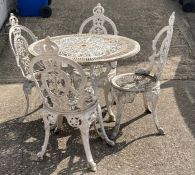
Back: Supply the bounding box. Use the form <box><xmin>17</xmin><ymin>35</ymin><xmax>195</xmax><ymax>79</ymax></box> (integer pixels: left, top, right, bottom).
<box><xmin>0</xmin><ymin>0</ymin><xmax>195</xmax><ymax>174</ymax></box>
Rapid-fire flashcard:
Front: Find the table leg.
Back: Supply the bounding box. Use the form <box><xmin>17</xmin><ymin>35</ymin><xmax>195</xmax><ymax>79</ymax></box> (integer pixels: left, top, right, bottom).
<box><xmin>90</xmin><ymin>63</ymin><xmax>116</xmax><ymax>121</ymax></box>
<box><xmin>97</xmin><ymin>104</ymin><xmax>115</xmax><ymax>146</ymax></box>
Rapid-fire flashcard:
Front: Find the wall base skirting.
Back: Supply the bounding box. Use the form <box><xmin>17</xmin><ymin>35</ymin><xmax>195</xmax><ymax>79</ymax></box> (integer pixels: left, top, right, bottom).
<box><xmin>0</xmin><ymin>0</ymin><xmax>16</xmax><ymax>29</ymax></box>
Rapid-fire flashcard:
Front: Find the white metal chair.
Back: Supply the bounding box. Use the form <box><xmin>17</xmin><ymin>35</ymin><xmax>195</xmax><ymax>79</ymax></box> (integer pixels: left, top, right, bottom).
<box><xmin>29</xmin><ymin>37</ymin><xmax>115</xmax><ymax>172</ymax></box>
<box><xmin>9</xmin><ymin>13</ymin><xmax>39</xmax><ymax>122</ymax></box>
<box><xmin>79</xmin><ymin>3</ymin><xmax>118</xmax><ymax>122</ymax></box>
<box><xmin>110</xmin><ymin>12</ymin><xmax>175</xmax><ymax>139</ymax></box>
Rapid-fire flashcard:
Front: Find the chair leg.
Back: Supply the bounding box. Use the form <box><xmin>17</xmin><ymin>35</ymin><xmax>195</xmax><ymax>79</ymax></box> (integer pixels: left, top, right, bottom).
<box><xmin>103</xmin><ymin>83</ymin><xmax>116</xmax><ymax>122</ymax></box>
<box><xmin>111</xmin><ymin>99</ymin><xmax>124</xmax><ymax>140</ymax></box>
<box><xmin>149</xmin><ymin>91</ymin><xmax>165</xmax><ymax>135</ymax></box>
<box><xmin>80</xmin><ymin>122</ymin><xmax>96</xmax><ymax>172</ymax></box>
<box><xmin>54</xmin><ymin>115</ymin><xmax>63</xmax><ymax>133</ymax></box>
<box><xmin>96</xmin><ymin>105</ymin><xmax>115</xmax><ymax>146</ymax></box>
<box><xmin>37</xmin><ymin>112</ymin><xmax>50</xmax><ymax>159</ymax></box>
<box><xmin>19</xmin><ymin>80</ymin><xmax>33</xmax><ymax>122</ymax></box>
<box><xmin>93</xmin><ymin>121</ymin><xmax>101</xmax><ymax>137</ymax></box>
<box><xmin>143</xmin><ymin>93</ymin><xmax>151</xmax><ymax>113</ymax></box>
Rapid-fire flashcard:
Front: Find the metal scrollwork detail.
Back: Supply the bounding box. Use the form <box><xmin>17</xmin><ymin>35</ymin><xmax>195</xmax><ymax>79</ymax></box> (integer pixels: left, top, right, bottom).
<box><xmin>79</xmin><ymin>3</ymin><xmax>118</xmax><ymax>35</ymax></box>
<box><xmin>88</xmin><ymin>112</ymin><xmax>97</xmax><ymax>124</ymax></box>
<box><xmin>47</xmin><ymin>113</ymin><xmax>58</xmax><ymax>125</ymax></box>
<box><xmin>147</xmin><ymin>12</ymin><xmax>175</xmax><ymax>80</ymax></box>
<box><xmin>29</xmin><ymin>45</ymin><xmax>97</xmax><ymax>113</ymax></box>
<box><xmin>55</xmin><ymin>35</ymin><xmax>123</xmax><ymax>62</ymax></box>
<box><xmin>9</xmin><ymin>13</ymin><xmax>19</xmax><ymax>26</ymax></box>
<box><xmin>68</xmin><ymin>116</ymin><xmax>82</xmax><ymax>128</ymax></box>
<box><xmin>93</xmin><ymin>3</ymin><xmax>105</xmax><ymax>15</ymax></box>
<box><xmin>9</xmin><ymin>14</ymin><xmax>38</xmax><ymax>79</ymax></box>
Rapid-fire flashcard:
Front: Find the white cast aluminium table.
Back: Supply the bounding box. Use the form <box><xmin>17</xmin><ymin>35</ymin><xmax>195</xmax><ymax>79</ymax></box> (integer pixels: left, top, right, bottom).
<box><xmin>29</xmin><ymin>33</ymin><xmax>140</xmax><ymax>90</ymax></box>
<box><xmin>29</xmin><ymin>34</ymin><xmax>140</xmax><ymax>64</ymax></box>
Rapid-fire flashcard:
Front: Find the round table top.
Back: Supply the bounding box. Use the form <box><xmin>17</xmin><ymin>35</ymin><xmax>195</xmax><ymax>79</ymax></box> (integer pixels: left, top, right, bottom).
<box><xmin>28</xmin><ymin>34</ymin><xmax>140</xmax><ymax>64</ymax></box>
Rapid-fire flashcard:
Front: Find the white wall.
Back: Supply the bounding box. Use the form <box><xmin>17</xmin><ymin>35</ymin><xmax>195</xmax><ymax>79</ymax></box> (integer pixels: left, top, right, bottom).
<box><xmin>0</xmin><ymin>0</ymin><xmax>16</xmax><ymax>29</ymax></box>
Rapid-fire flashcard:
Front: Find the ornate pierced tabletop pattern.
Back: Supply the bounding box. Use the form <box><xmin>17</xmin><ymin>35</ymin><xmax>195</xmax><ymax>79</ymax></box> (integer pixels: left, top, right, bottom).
<box><xmin>28</xmin><ymin>34</ymin><xmax>140</xmax><ymax>64</ymax></box>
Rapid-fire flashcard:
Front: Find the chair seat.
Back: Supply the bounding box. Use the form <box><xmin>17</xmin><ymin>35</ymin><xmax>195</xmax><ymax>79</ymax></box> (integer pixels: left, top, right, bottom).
<box><xmin>111</xmin><ymin>73</ymin><xmax>158</xmax><ymax>93</ymax></box>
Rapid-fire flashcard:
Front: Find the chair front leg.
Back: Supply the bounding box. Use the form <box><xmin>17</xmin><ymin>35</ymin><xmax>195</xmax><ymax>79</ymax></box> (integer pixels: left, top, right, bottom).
<box><xmin>37</xmin><ymin>111</ymin><xmax>54</xmax><ymax>159</ymax></box>
<box><xmin>19</xmin><ymin>80</ymin><xmax>34</xmax><ymax>122</ymax></box>
<box><xmin>54</xmin><ymin>115</ymin><xmax>63</xmax><ymax>133</ymax></box>
<box><xmin>147</xmin><ymin>90</ymin><xmax>165</xmax><ymax>135</ymax></box>
<box><xmin>111</xmin><ymin>98</ymin><xmax>124</xmax><ymax>140</ymax></box>
<box><xmin>80</xmin><ymin>121</ymin><xmax>96</xmax><ymax>172</ymax></box>
<box><xmin>142</xmin><ymin>93</ymin><xmax>151</xmax><ymax>113</ymax></box>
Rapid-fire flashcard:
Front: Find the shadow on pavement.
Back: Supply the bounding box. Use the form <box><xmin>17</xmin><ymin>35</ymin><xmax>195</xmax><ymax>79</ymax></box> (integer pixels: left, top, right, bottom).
<box><xmin>0</xmin><ymin>111</ymin><xmax>161</xmax><ymax>174</ymax></box>
<box><xmin>161</xmin><ymin>80</ymin><xmax>195</xmax><ymax>137</ymax></box>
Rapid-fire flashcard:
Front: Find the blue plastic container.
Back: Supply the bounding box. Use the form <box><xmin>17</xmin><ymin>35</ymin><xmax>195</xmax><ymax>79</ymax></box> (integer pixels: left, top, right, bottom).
<box><xmin>17</xmin><ymin>0</ymin><xmax>49</xmax><ymax>17</ymax></box>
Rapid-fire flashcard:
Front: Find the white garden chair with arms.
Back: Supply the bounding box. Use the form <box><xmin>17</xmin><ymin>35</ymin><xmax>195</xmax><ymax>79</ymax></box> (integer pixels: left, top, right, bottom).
<box><xmin>9</xmin><ymin>13</ymin><xmax>39</xmax><ymax>122</ymax></box>
<box><xmin>79</xmin><ymin>3</ymin><xmax>118</xmax><ymax>122</ymax></box>
<box><xmin>110</xmin><ymin>12</ymin><xmax>175</xmax><ymax>139</ymax></box>
<box><xmin>29</xmin><ymin>37</ymin><xmax>115</xmax><ymax>172</ymax></box>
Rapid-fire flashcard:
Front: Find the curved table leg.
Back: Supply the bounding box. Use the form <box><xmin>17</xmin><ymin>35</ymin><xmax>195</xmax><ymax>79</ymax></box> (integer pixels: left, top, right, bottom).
<box><xmin>97</xmin><ymin>104</ymin><xmax>115</xmax><ymax>146</ymax></box>
<box><xmin>103</xmin><ymin>82</ymin><xmax>116</xmax><ymax>122</ymax></box>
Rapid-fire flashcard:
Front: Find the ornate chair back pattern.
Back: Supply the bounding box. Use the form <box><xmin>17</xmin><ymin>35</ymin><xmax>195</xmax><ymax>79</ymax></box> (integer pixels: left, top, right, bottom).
<box><xmin>9</xmin><ymin>13</ymin><xmax>38</xmax><ymax>79</ymax></box>
<box><xmin>79</xmin><ymin>3</ymin><xmax>118</xmax><ymax>35</ymax></box>
<box><xmin>148</xmin><ymin>12</ymin><xmax>175</xmax><ymax>80</ymax></box>
<box><xmin>30</xmin><ymin>48</ymin><xmax>95</xmax><ymax>113</ymax></box>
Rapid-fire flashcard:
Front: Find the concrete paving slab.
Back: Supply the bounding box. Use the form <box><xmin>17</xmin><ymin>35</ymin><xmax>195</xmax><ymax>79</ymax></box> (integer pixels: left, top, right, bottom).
<box><xmin>0</xmin><ymin>0</ymin><xmax>195</xmax><ymax>174</ymax></box>
<box><xmin>0</xmin><ymin>80</ymin><xmax>194</xmax><ymax>175</ymax></box>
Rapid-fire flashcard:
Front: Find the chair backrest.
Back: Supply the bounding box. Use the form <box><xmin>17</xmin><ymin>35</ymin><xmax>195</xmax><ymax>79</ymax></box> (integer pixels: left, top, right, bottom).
<box><xmin>79</xmin><ymin>3</ymin><xmax>118</xmax><ymax>35</ymax></box>
<box><xmin>29</xmin><ymin>37</ymin><xmax>95</xmax><ymax>113</ymax></box>
<box><xmin>9</xmin><ymin>13</ymin><xmax>38</xmax><ymax>79</ymax></box>
<box><xmin>148</xmin><ymin>12</ymin><xmax>175</xmax><ymax>80</ymax></box>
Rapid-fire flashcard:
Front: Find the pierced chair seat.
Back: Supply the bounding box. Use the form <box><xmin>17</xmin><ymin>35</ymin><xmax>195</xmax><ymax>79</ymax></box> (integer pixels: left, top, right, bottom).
<box><xmin>111</xmin><ymin>73</ymin><xmax>158</xmax><ymax>93</ymax></box>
